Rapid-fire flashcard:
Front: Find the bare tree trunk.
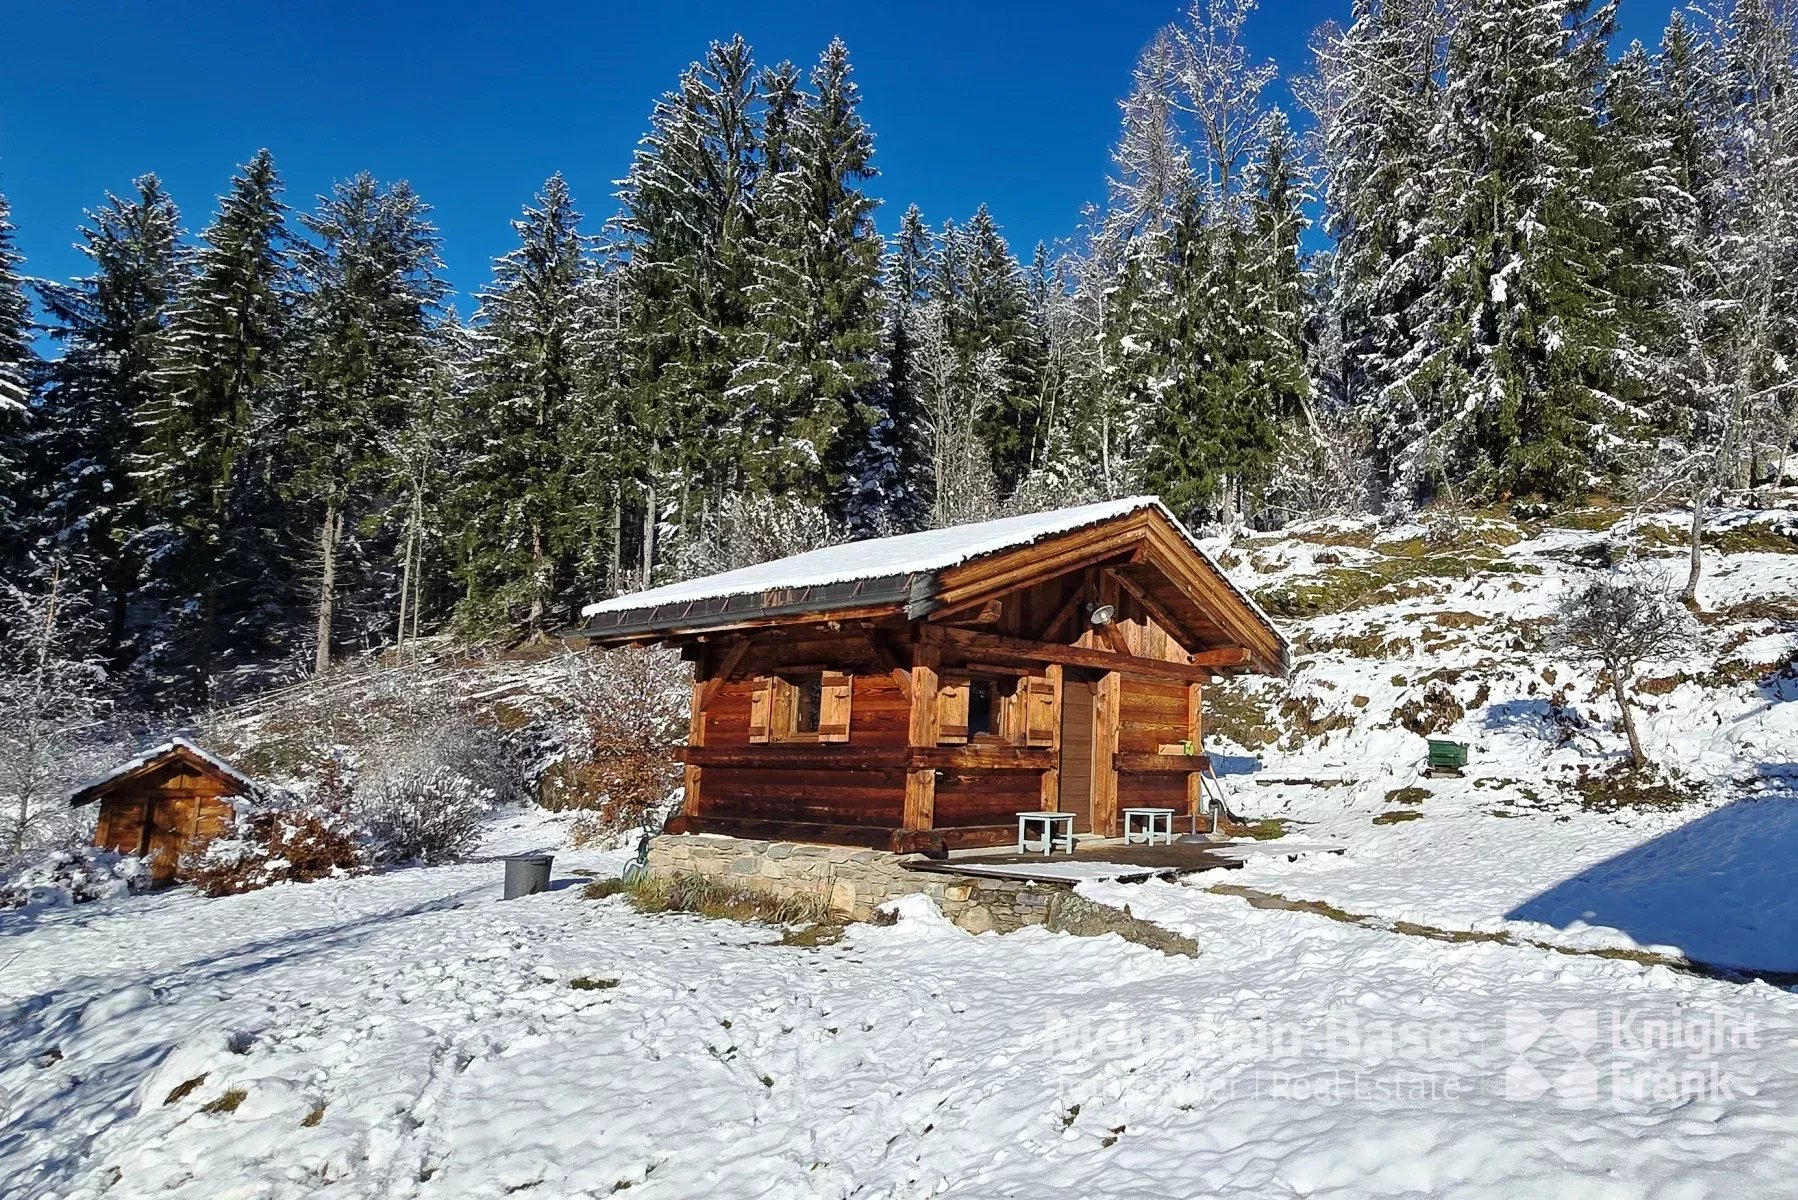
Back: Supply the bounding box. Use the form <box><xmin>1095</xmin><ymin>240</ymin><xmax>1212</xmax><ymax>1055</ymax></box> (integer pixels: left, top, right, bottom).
<box><xmin>1611</xmin><ymin>674</ymin><xmax>1647</xmax><ymax>769</ymax></box>
<box><xmin>528</xmin><ymin>519</ymin><xmax>545</xmax><ymax>640</ymax></box>
<box><xmin>396</xmin><ymin>510</ymin><xmax>415</xmax><ymax>663</ymax></box>
<box><xmin>640</xmin><ymin>481</ymin><xmax>656</xmax><ymax>583</ymax></box>
<box><xmin>608</xmin><ymin>483</ymin><xmax>623</xmax><ymax>594</ymax></box>
<box><xmin>1681</xmin><ymin>479</ymin><xmax>1704</xmax><ymax>610</ymax></box>
<box><xmin>314</xmin><ymin>500</ymin><xmax>341</xmax><ymax>676</ymax></box>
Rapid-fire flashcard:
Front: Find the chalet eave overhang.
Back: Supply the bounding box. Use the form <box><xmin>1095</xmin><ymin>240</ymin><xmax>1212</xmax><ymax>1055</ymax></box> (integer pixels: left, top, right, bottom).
<box><xmin>575</xmin><ymin>571</ymin><xmax>948</xmax><ymax>644</ymax></box>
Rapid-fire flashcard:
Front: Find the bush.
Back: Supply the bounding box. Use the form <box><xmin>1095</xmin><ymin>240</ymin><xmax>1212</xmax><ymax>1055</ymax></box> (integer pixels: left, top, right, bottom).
<box><xmin>187</xmin><ymin>798</ymin><xmax>363</xmax><ymax>897</ymax></box>
<box><xmin>357</xmin><ymin>770</ymin><xmax>486</xmax><ymax>865</ymax></box>
<box><xmin>0</xmin><ymin>844</ymin><xmax>147</xmax><ymax>910</ymax></box>
<box><xmin>542</xmin><ymin>648</ymin><xmax>685</xmax><ymax>843</ymax></box>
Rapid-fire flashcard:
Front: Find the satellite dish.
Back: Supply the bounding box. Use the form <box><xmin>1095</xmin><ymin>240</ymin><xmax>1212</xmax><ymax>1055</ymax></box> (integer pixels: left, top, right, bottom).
<box><xmin>1089</xmin><ymin>603</ymin><xmax>1117</xmax><ymax>627</ymax></box>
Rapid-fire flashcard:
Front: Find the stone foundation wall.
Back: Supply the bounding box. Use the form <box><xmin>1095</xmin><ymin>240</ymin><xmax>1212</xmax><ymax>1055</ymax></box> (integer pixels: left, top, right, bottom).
<box><xmin>646</xmin><ymin>833</ymin><xmax>1064</xmax><ymax>933</ymax></box>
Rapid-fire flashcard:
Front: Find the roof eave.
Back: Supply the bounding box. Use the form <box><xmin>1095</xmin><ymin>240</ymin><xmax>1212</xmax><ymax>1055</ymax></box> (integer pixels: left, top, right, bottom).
<box><xmin>579</xmin><ymin>572</ymin><xmax>924</xmax><ymax>645</ymax></box>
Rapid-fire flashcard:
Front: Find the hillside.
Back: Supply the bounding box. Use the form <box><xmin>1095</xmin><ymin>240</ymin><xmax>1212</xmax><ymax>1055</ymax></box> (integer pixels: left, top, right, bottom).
<box><xmin>1198</xmin><ymin>502</ymin><xmax>1798</xmax><ymax>972</ymax></box>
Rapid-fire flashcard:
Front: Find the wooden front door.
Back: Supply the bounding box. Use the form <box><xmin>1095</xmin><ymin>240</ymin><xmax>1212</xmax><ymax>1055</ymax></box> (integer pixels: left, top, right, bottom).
<box><xmin>143</xmin><ymin>797</ymin><xmax>192</xmax><ymax>884</ymax></box>
<box><xmin>1059</xmin><ymin>679</ymin><xmax>1096</xmax><ymax>832</ymax></box>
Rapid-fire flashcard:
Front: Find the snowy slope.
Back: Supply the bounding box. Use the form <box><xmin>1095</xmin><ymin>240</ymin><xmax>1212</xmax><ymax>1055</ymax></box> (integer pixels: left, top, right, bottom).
<box><xmin>1196</xmin><ymin>505</ymin><xmax>1798</xmax><ymax>972</ymax></box>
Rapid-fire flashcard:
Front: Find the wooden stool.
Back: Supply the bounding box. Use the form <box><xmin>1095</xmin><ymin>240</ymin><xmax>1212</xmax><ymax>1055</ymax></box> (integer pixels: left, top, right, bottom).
<box><xmin>1016</xmin><ymin>811</ymin><xmax>1075</xmax><ymax>855</ymax></box>
<box><xmin>1122</xmin><ymin>807</ymin><xmax>1177</xmax><ymax>846</ymax></box>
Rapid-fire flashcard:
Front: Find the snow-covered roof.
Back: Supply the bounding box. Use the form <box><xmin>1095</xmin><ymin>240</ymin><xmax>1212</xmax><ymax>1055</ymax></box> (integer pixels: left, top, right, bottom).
<box><xmin>583</xmin><ymin>496</ymin><xmax>1284</xmax><ymax>647</ymax></box>
<box><xmin>70</xmin><ymin>737</ymin><xmax>260</xmax><ymax>805</ymax></box>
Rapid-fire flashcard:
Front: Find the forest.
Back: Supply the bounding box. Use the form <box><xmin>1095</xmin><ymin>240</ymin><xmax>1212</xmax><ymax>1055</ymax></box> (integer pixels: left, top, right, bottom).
<box><xmin>0</xmin><ymin>0</ymin><xmax>1794</xmax><ymax>713</ymax></box>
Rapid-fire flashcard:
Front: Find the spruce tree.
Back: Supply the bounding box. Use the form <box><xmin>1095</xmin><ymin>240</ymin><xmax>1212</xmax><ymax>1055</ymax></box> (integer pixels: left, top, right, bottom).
<box><xmin>33</xmin><ymin>175</ymin><xmax>185</xmax><ymax>668</ymax></box>
<box><xmin>1404</xmin><ymin>0</ymin><xmax>1624</xmax><ymax>499</ymax></box>
<box><xmin>135</xmin><ymin>150</ymin><xmax>292</xmax><ymax>701</ymax></box>
<box><xmin>286</xmin><ymin>173</ymin><xmax>446</xmax><ymax>674</ymax></box>
<box><xmin>734</xmin><ymin>38</ymin><xmax>885</xmax><ymax>506</ymax></box>
<box><xmin>0</xmin><ymin>191</ymin><xmax>34</xmax><ymax>569</ymax></box>
<box><xmin>457</xmin><ymin>174</ymin><xmax>592</xmax><ymax>637</ymax></box>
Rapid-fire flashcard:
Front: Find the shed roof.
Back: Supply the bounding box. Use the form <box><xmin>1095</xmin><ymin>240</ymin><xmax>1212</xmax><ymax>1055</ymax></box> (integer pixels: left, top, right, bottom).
<box><xmin>580</xmin><ymin>497</ymin><xmax>1285</xmax><ymax>664</ymax></box>
<box><xmin>70</xmin><ymin>738</ymin><xmax>260</xmax><ymax>807</ymax></box>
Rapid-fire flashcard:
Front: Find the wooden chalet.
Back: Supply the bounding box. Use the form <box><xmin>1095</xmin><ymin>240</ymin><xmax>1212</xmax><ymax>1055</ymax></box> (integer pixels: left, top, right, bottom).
<box><xmin>580</xmin><ymin>498</ymin><xmax>1288</xmax><ymax>855</ymax></box>
<box><xmin>72</xmin><ymin>739</ymin><xmax>257</xmax><ymax>884</ymax></box>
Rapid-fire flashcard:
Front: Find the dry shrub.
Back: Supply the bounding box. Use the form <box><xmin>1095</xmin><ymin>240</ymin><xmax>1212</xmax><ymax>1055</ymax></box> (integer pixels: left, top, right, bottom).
<box><xmin>357</xmin><ymin>770</ymin><xmax>485</xmax><ymax>865</ymax></box>
<box><xmin>1392</xmin><ymin>682</ymin><xmax>1465</xmax><ymax>736</ymax></box>
<box><xmin>594</xmin><ymin>871</ymin><xmax>830</xmax><ymax>927</ymax></box>
<box><xmin>187</xmin><ymin>800</ymin><xmax>363</xmax><ymax>897</ymax></box>
<box><xmin>545</xmin><ymin>648</ymin><xmax>685</xmax><ymax>842</ymax></box>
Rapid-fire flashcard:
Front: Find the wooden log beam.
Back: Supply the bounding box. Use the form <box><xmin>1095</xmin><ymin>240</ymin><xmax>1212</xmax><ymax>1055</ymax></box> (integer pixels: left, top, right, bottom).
<box><xmin>1103</xmin><ymin>567</ymin><xmax>1194</xmax><ymax>648</ymax></box>
<box><xmin>925</xmin><ymin>625</ymin><xmax>1220</xmax><ymax>685</ymax></box>
<box><xmin>1113</xmin><ymin>752</ymin><xmax>1213</xmax><ymax>772</ymax></box>
<box><xmin>868</xmin><ymin>633</ymin><xmax>914</xmax><ymax>701</ymax></box>
<box><xmin>904</xmin><ymin>642</ymin><xmax>941</xmax><ymax>830</ymax></box>
<box><xmin>695</xmin><ymin>638</ymin><xmax>750</xmax><ymax>711</ymax></box>
<box><xmin>1035</xmin><ymin>580</ymin><xmax>1091</xmax><ymax>643</ymax></box>
<box><xmin>1187</xmin><ymin>646</ymin><xmax>1252</xmax><ymax>668</ymax></box>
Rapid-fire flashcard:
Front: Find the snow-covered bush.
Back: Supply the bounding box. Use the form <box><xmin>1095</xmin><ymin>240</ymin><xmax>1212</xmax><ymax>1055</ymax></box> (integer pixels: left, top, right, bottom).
<box><xmin>0</xmin><ymin>844</ymin><xmax>147</xmax><ymax>910</ymax></box>
<box><xmin>356</xmin><ymin>770</ymin><xmax>486</xmax><ymax>864</ymax></box>
<box><xmin>186</xmin><ymin>795</ymin><xmax>364</xmax><ymax>897</ymax></box>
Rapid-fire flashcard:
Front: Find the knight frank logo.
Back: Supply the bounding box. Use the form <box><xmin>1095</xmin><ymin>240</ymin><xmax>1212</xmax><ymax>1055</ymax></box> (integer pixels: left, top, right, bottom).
<box><xmin>1504</xmin><ymin>1006</ymin><xmax>1756</xmax><ymax>1106</ymax></box>
<box><xmin>1505</xmin><ymin>1007</ymin><xmax>1599</xmax><ymax>1103</ymax></box>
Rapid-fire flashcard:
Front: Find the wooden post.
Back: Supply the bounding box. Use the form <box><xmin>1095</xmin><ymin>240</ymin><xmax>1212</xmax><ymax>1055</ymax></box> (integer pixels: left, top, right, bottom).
<box><xmin>1185</xmin><ymin>680</ymin><xmax>1204</xmax><ymax>828</ymax></box>
<box><xmin>903</xmin><ymin>642</ymin><xmax>940</xmax><ymax>830</ymax></box>
<box><xmin>1093</xmin><ymin>671</ymin><xmax>1121</xmax><ymax>836</ymax></box>
<box><xmin>684</xmin><ymin>675</ymin><xmax>707</xmax><ymax>820</ymax></box>
<box><xmin>1040</xmin><ymin>663</ymin><xmax>1063</xmax><ymax>810</ymax></box>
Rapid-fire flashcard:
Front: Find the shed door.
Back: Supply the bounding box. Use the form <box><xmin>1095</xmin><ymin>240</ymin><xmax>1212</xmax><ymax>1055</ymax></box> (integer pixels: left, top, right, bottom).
<box><xmin>144</xmin><ymin>797</ymin><xmax>192</xmax><ymax>885</ymax></box>
<box><xmin>1059</xmin><ymin>680</ymin><xmax>1096</xmax><ymax>833</ymax></box>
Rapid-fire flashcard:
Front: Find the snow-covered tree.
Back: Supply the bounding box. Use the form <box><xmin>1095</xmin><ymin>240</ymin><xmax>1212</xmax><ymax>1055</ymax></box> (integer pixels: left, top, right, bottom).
<box><xmin>0</xmin><ymin>568</ymin><xmax>113</xmax><ymax>857</ymax></box>
<box><xmin>457</xmin><ymin>174</ymin><xmax>594</xmax><ymax>638</ymax></box>
<box><xmin>33</xmin><ymin>176</ymin><xmax>186</xmax><ymax>668</ymax></box>
<box><xmin>285</xmin><ymin>174</ymin><xmax>447</xmax><ymax>674</ymax></box>
<box><xmin>133</xmin><ymin>150</ymin><xmax>293</xmax><ymax>701</ymax></box>
<box><xmin>0</xmin><ymin>190</ymin><xmax>35</xmax><ymax>569</ymax></box>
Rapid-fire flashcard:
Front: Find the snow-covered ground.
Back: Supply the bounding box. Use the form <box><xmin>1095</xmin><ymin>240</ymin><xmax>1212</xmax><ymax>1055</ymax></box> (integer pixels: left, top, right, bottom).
<box><xmin>6</xmin><ymin>809</ymin><xmax>1797</xmax><ymax>1199</ymax></box>
<box><xmin>5</xmin><ymin>505</ymin><xmax>1797</xmax><ymax>1198</ymax></box>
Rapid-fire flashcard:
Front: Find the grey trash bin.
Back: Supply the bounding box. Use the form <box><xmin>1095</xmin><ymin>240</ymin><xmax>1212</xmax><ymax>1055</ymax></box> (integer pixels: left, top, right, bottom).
<box><xmin>503</xmin><ymin>853</ymin><xmax>554</xmax><ymax>899</ymax></box>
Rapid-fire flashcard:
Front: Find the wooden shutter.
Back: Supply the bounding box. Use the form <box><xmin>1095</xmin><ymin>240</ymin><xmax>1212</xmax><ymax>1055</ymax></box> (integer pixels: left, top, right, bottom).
<box><xmin>937</xmin><ymin>679</ymin><xmax>970</xmax><ymax>744</ymax></box>
<box><xmin>818</xmin><ymin>672</ymin><xmax>853</xmax><ymax>743</ymax></box>
<box><xmin>748</xmin><ymin>677</ymin><xmax>773</xmax><ymax>744</ymax></box>
<box><xmin>1024</xmin><ymin>677</ymin><xmax>1057</xmax><ymax>747</ymax></box>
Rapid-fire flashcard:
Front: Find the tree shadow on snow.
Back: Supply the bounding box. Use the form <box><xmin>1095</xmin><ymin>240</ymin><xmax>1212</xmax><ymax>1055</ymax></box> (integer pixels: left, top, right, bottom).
<box><xmin>1506</xmin><ymin>784</ymin><xmax>1798</xmax><ymax>974</ymax></box>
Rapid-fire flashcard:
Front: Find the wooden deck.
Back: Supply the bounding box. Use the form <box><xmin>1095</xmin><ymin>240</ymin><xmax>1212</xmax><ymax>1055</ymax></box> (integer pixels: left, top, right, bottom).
<box><xmin>904</xmin><ymin>837</ymin><xmax>1245</xmax><ymax>884</ymax></box>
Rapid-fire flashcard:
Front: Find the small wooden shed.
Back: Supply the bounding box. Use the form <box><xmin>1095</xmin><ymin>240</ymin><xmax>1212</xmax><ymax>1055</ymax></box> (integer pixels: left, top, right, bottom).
<box><xmin>71</xmin><ymin>739</ymin><xmax>258</xmax><ymax>884</ymax></box>
<box><xmin>579</xmin><ymin>497</ymin><xmax>1289</xmax><ymax>855</ymax></box>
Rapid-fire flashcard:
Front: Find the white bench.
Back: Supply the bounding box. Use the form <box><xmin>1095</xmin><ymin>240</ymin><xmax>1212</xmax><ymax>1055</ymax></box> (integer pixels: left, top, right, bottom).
<box><xmin>1016</xmin><ymin>811</ymin><xmax>1075</xmax><ymax>855</ymax></box>
<box><xmin>1122</xmin><ymin>807</ymin><xmax>1177</xmax><ymax>846</ymax></box>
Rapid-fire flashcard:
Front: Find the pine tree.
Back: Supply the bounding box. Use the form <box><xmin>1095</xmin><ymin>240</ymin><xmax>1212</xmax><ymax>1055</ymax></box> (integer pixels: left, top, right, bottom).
<box><xmin>1402</xmin><ymin>0</ymin><xmax>1625</xmax><ymax>500</ymax></box>
<box><xmin>1310</xmin><ymin>0</ymin><xmax>1451</xmax><ymax>495</ymax></box>
<box><xmin>285</xmin><ymin>174</ymin><xmax>446</xmax><ymax>674</ymax></box>
<box><xmin>733</xmin><ymin>38</ymin><xmax>885</xmax><ymax>507</ymax></box>
<box><xmin>457</xmin><ymin>174</ymin><xmax>592</xmax><ymax>637</ymax></box>
<box><xmin>0</xmin><ymin>191</ymin><xmax>34</xmax><ymax>569</ymax></box>
<box><xmin>844</xmin><ymin>204</ymin><xmax>935</xmax><ymax>534</ymax></box>
<box><xmin>33</xmin><ymin>176</ymin><xmax>185</xmax><ymax>668</ymax></box>
<box><xmin>133</xmin><ymin>150</ymin><xmax>292</xmax><ymax>701</ymax></box>
<box><xmin>960</xmin><ymin>206</ymin><xmax>1040</xmax><ymax>493</ymax></box>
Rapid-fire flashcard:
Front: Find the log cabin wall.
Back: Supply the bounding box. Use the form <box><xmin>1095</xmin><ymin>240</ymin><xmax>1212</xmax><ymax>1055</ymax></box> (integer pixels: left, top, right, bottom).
<box><xmin>679</xmin><ymin>564</ymin><xmax>1215</xmax><ymax>847</ymax></box>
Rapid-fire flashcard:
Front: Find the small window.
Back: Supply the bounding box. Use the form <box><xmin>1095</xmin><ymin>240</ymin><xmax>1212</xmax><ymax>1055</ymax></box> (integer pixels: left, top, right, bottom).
<box><xmin>793</xmin><ymin>674</ymin><xmax>823</xmax><ymax>735</ymax></box>
<box><xmin>968</xmin><ymin>679</ymin><xmax>997</xmax><ymax>738</ymax></box>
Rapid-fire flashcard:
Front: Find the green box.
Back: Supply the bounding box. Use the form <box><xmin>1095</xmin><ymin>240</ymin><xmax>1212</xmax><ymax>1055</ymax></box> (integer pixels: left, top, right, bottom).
<box><xmin>1427</xmin><ymin>739</ymin><xmax>1469</xmax><ymax>770</ymax></box>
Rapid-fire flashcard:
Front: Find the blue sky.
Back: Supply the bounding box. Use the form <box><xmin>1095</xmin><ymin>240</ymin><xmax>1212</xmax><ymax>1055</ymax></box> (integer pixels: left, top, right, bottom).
<box><xmin>7</xmin><ymin>0</ymin><xmax>1680</xmax><ymax>310</ymax></box>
